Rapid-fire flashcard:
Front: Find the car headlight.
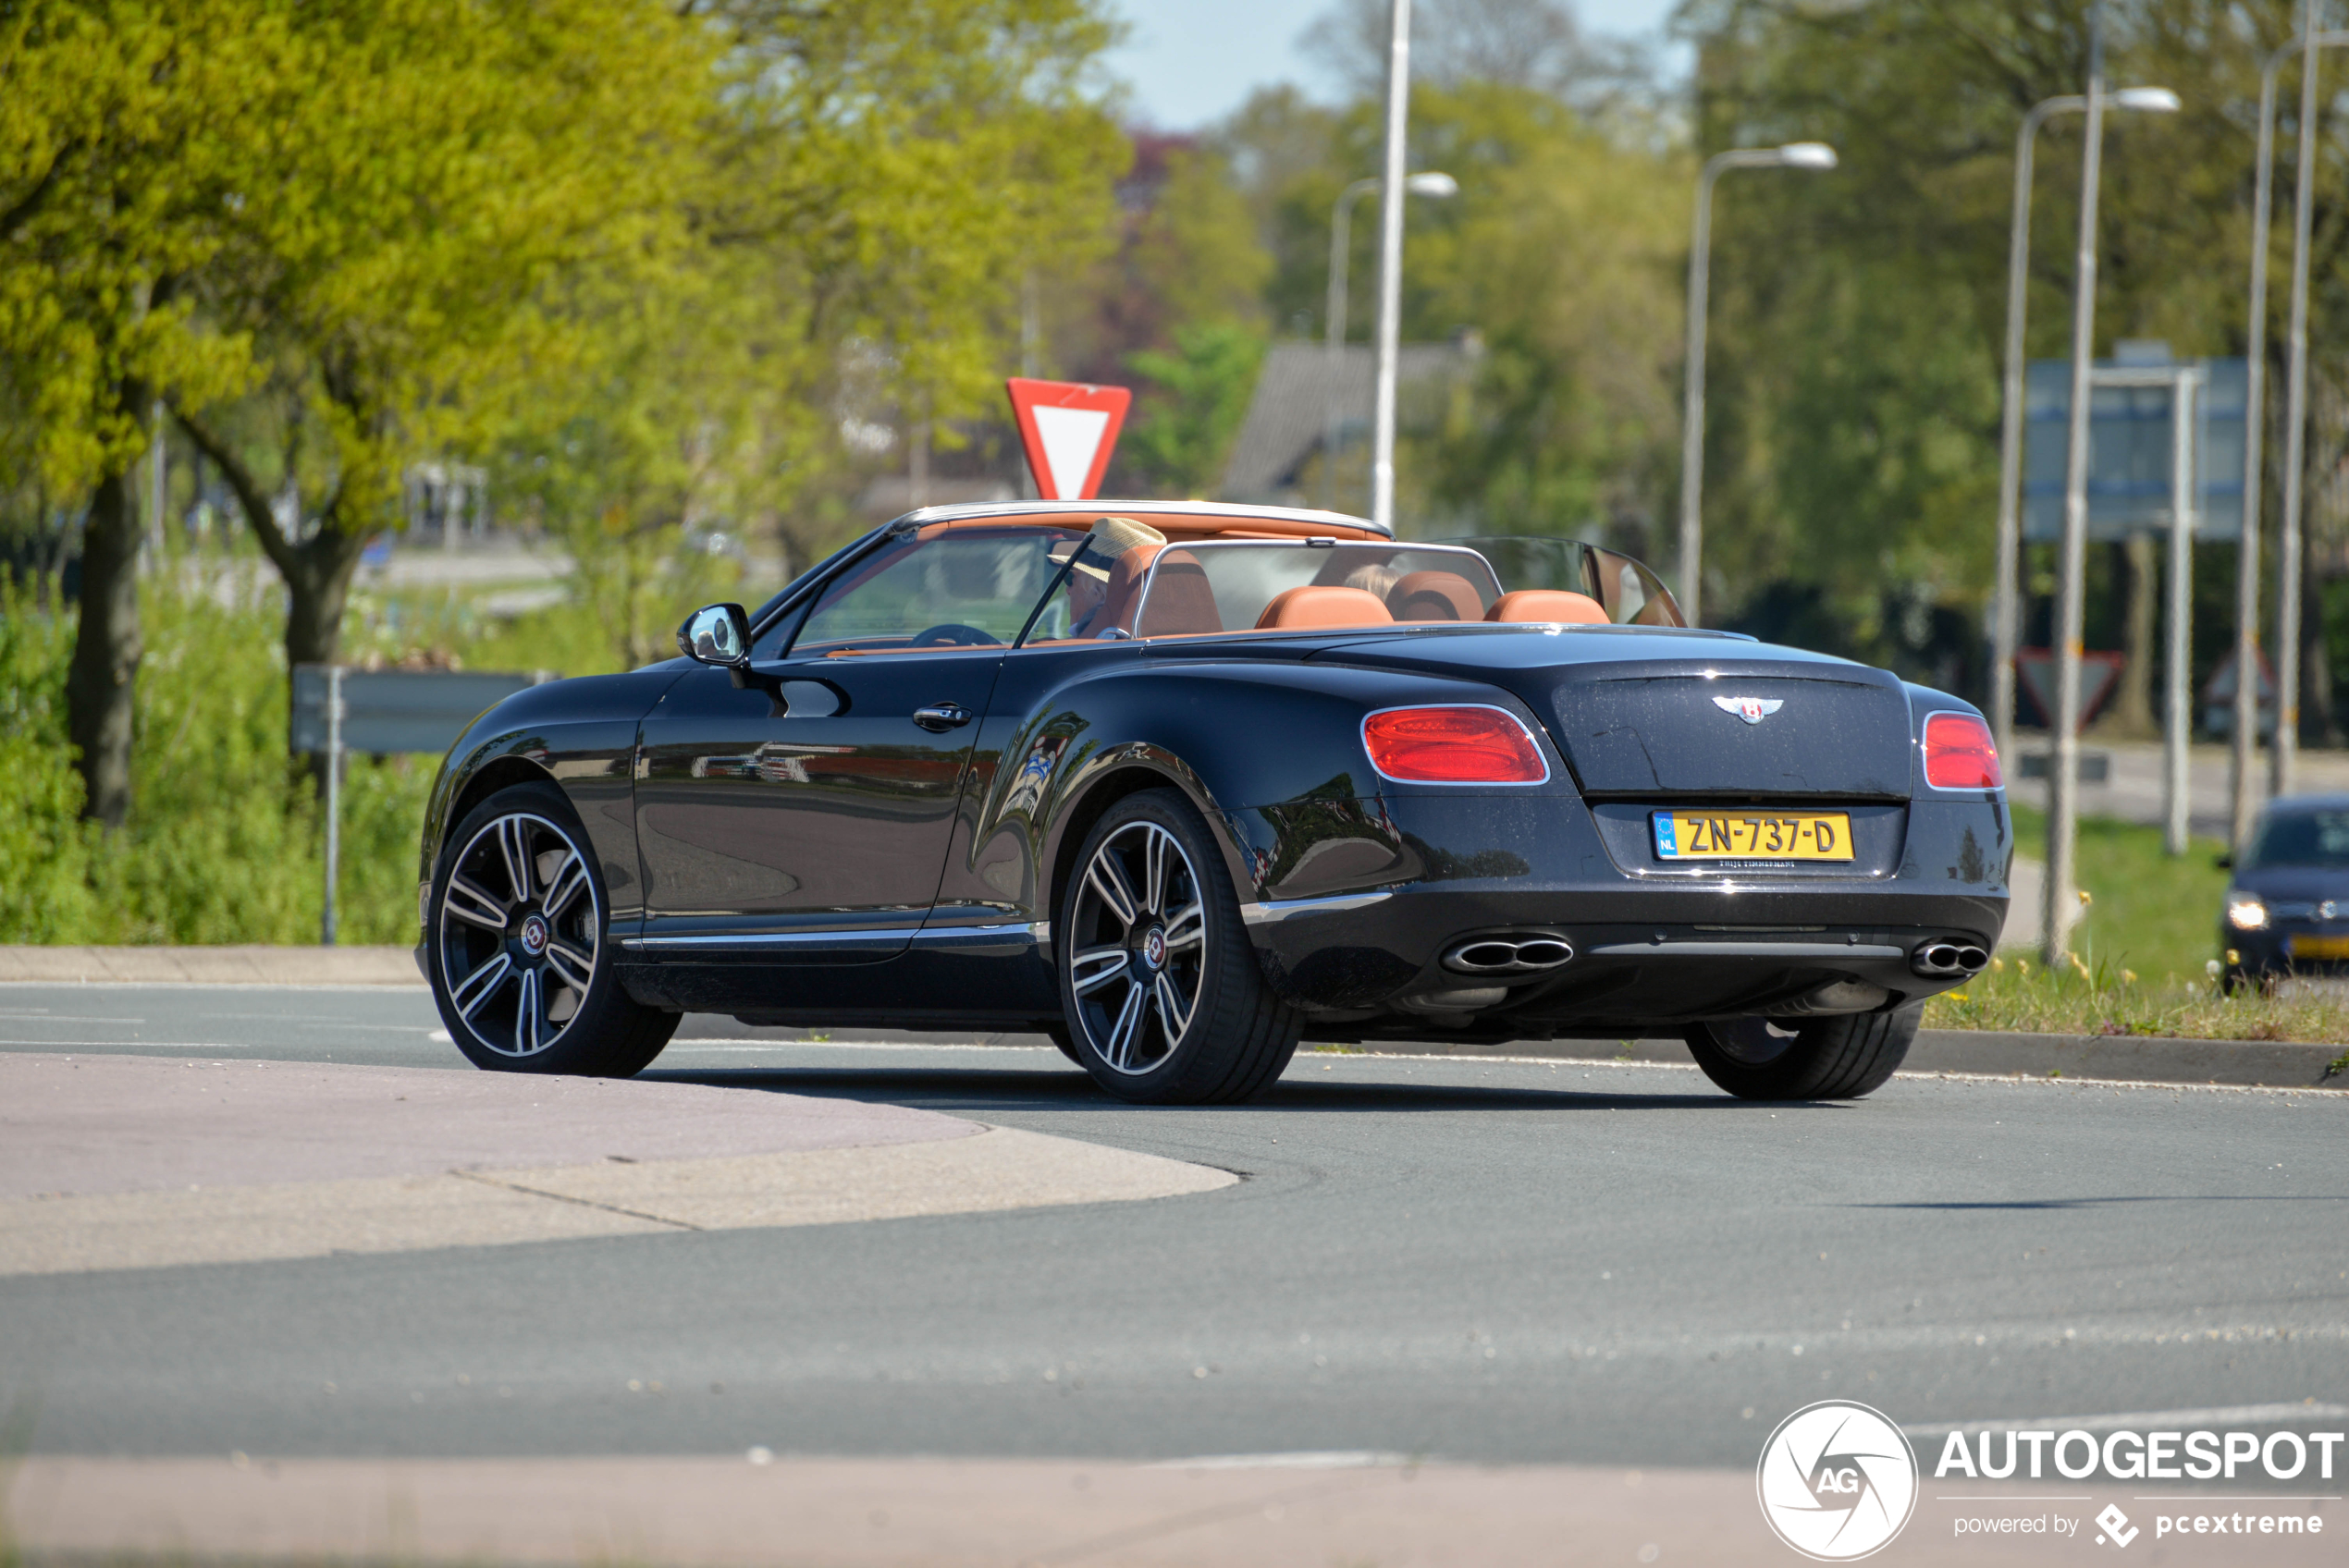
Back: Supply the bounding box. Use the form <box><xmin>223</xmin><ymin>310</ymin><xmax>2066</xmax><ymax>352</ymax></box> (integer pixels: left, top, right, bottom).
<box><xmin>2226</xmin><ymin>895</ymin><xmax>2269</xmax><ymax>931</ymax></box>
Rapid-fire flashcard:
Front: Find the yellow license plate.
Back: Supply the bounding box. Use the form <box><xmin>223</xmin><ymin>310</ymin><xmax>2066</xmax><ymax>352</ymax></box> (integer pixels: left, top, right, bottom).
<box><xmin>1653</xmin><ymin>811</ymin><xmax>1853</xmax><ymax>861</ymax></box>
<box><xmin>2289</xmin><ymin>934</ymin><xmax>2349</xmax><ymax>960</ymax></box>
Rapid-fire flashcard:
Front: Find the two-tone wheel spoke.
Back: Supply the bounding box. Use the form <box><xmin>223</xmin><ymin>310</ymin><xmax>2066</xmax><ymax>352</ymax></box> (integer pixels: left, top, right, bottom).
<box><xmin>541</xmin><ymin>852</ymin><xmax>589</xmax><ymax>922</ymax></box>
<box><xmin>1071</xmin><ymin>945</ymin><xmax>1131</xmax><ymax>995</ymax></box>
<box><xmin>1088</xmin><ymin>853</ymin><xmax>1140</xmax><ymax>926</ymax></box>
<box><xmin>450</xmin><ymin>951</ymin><xmax>513</xmax><ymax>1020</ymax></box>
<box><xmin>444</xmin><ymin>874</ymin><xmax>509</xmax><ymax>932</ymax></box>
<box><xmin>514</xmin><ymin>968</ymin><xmax>541</xmax><ymax>1055</ymax></box>
<box><xmin>544</xmin><ymin>937</ymin><xmax>595</xmax><ymax>993</ymax></box>
<box><xmin>1142</xmin><ymin>825</ymin><xmax>1171</xmax><ymax>918</ymax></box>
<box><xmin>497</xmin><ymin>817</ymin><xmax>536</xmax><ymax>901</ymax></box>
<box><xmin>1103</xmin><ymin>979</ymin><xmax>1148</xmax><ymax>1070</ymax></box>
<box><xmin>1152</xmin><ymin>972</ymin><xmax>1193</xmax><ymax>1038</ymax></box>
<box><xmin>1162</xmin><ymin>900</ymin><xmax>1204</xmax><ymax>954</ymax></box>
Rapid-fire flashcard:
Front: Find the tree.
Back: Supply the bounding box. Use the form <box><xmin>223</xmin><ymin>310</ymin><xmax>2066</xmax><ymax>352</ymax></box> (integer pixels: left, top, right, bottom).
<box><xmin>0</xmin><ymin>1</ymin><xmax>289</xmax><ymax>825</ymax></box>
<box><xmin>1123</xmin><ymin>322</ymin><xmax>1267</xmax><ymax>496</ymax></box>
<box><xmin>171</xmin><ymin>0</ymin><xmax>716</xmax><ymax>685</ymax></box>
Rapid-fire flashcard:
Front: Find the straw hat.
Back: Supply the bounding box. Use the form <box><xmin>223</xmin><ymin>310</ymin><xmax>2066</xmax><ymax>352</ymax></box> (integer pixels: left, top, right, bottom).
<box><xmin>1064</xmin><ymin>516</ymin><xmax>1165</xmax><ymax>582</ymax></box>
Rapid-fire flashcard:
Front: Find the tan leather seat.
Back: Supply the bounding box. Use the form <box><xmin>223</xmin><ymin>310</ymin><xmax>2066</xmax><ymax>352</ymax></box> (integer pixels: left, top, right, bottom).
<box><xmin>1486</xmin><ymin>589</ymin><xmax>1608</xmax><ymax>625</ymax></box>
<box><xmin>1094</xmin><ymin>545</ymin><xmax>1164</xmax><ymax>632</ymax></box>
<box><xmin>1387</xmin><ymin>570</ymin><xmax>1486</xmax><ymax>623</ymax></box>
<box><xmin>1256</xmin><ymin>585</ymin><xmax>1395</xmax><ymax>631</ymax></box>
<box><xmin>1135</xmin><ymin>556</ymin><xmax>1224</xmax><ymax>636</ymax></box>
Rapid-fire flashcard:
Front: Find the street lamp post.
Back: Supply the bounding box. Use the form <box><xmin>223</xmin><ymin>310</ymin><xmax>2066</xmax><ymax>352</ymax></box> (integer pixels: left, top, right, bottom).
<box><xmin>2274</xmin><ymin>0</ymin><xmax>2333</xmax><ymax>806</ymax></box>
<box><xmin>1370</xmin><ymin>0</ymin><xmax>1413</xmax><ymax>533</ymax></box>
<box><xmin>1989</xmin><ymin>87</ymin><xmax>2179</xmax><ymax>768</ymax></box>
<box><xmin>1326</xmin><ymin>171</ymin><xmax>1457</xmax><ymax>513</ymax></box>
<box><xmin>2046</xmin><ymin>12</ymin><xmax>2109</xmax><ymax>967</ymax></box>
<box><xmin>1677</xmin><ymin>141</ymin><xmax>1837</xmax><ymax>628</ymax></box>
<box><xmin>2234</xmin><ymin>25</ymin><xmax>2349</xmax><ymax>843</ymax></box>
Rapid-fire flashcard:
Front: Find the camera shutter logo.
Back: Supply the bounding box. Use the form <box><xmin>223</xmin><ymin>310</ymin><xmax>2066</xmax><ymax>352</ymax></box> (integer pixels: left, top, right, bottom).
<box><xmin>1755</xmin><ymin>1401</ymin><xmax>1918</xmax><ymax>1561</ymax></box>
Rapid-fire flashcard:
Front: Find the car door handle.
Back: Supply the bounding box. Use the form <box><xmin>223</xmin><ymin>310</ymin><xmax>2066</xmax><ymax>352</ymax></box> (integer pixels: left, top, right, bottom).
<box><xmin>912</xmin><ymin>702</ymin><xmax>971</xmax><ymax>732</ymax></box>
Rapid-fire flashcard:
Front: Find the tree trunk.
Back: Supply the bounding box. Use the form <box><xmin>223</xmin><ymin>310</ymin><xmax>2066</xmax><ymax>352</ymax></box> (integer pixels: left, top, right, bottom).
<box><xmin>64</xmin><ymin>465</ymin><xmax>144</xmax><ymax>827</ymax></box>
<box><xmin>2113</xmin><ymin>533</ymin><xmax>2158</xmax><ymax>737</ymax></box>
<box><xmin>282</xmin><ymin>527</ymin><xmax>369</xmax><ymax>668</ymax></box>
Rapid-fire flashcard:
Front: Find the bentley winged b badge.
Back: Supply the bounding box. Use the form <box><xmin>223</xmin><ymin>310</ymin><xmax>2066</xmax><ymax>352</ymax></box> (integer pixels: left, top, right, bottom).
<box><xmin>1714</xmin><ymin>695</ymin><xmax>1784</xmax><ymax>726</ymax></box>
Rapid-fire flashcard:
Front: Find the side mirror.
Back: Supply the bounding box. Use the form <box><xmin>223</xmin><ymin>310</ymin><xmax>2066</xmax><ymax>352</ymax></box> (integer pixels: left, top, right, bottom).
<box><xmin>678</xmin><ymin>603</ymin><xmax>751</xmax><ymax>668</ymax></box>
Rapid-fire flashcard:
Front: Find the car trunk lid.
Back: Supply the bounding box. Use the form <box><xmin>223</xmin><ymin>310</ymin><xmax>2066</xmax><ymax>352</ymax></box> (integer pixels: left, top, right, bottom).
<box><xmin>1310</xmin><ymin>628</ymin><xmax>1915</xmax><ymax>798</ymax></box>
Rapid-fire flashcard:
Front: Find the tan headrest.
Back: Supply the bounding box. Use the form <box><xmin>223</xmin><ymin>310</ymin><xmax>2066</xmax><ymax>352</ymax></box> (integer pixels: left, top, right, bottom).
<box><xmin>1388</xmin><ymin>570</ymin><xmax>1485</xmax><ymax>622</ymax></box>
<box><xmin>1256</xmin><ymin>585</ymin><xmax>1396</xmax><ymax>631</ymax></box>
<box><xmin>1486</xmin><ymin>589</ymin><xmax>1608</xmax><ymax>625</ymax></box>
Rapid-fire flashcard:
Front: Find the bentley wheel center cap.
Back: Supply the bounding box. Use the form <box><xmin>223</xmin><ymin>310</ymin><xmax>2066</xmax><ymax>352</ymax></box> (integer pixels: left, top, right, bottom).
<box><xmin>1140</xmin><ymin>926</ymin><xmax>1167</xmax><ymax>971</ymax></box>
<box><xmin>519</xmin><ymin>913</ymin><xmax>550</xmax><ymax>957</ymax></box>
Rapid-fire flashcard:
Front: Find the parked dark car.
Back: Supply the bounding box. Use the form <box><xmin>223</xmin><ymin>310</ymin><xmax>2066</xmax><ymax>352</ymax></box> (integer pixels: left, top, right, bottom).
<box><xmin>415</xmin><ymin>501</ymin><xmax>2011</xmax><ymax>1104</ymax></box>
<box><xmin>2220</xmin><ymin>794</ymin><xmax>2349</xmax><ymax>990</ymax></box>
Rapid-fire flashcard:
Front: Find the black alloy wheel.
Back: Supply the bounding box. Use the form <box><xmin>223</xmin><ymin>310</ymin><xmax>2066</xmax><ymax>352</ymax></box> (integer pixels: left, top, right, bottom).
<box><xmin>428</xmin><ymin>781</ymin><xmax>677</xmax><ymax>1076</ymax></box>
<box><xmin>1682</xmin><ymin>1004</ymin><xmax>1922</xmax><ymax>1101</ymax></box>
<box><xmin>1056</xmin><ymin>788</ymin><xmax>1299</xmax><ymax>1104</ymax></box>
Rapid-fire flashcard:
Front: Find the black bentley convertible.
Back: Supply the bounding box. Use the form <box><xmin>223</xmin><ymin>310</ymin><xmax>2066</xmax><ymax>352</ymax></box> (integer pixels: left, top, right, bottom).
<box><xmin>416</xmin><ymin>501</ymin><xmax>2011</xmax><ymax>1104</ymax></box>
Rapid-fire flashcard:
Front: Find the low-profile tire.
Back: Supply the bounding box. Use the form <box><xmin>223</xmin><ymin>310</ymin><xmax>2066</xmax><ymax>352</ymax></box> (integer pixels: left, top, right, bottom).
<box><xmin>1683</xmin><ymin>1004</ymin><xmax>1921</xmax><ymax>1101</ymax></box>
<box><xmin>427</xmin><ymin>780</ymin><xmax>678</xmax><ymax>1077</ymax></box>
<box><xmin>1056</xmin><ymin>787</ymin><xmax>1300</xmax><ymax>1104</ymax></box>
<box><xmin>1042</xmin><ymin>1021</ymin><xmax>1086</xmax><ymax>1065</ymax></box>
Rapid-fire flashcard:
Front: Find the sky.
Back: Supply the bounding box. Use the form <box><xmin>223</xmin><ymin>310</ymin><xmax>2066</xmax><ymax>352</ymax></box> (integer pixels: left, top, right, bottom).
<box><xmin>1101</xmin><ymin>0</ymin><xmax>1686</xmax><ymax>130</ymax></box>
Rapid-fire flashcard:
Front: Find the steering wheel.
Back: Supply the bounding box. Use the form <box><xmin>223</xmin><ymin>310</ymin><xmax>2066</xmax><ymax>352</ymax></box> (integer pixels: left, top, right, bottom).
<box><xmin>907</xmin><ymin>622</ymin><xmax>1003</xmax><ymax>649</ymax></box>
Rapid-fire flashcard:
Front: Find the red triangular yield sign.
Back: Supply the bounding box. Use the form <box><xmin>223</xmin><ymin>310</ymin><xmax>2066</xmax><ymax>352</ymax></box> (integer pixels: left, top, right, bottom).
<box><xmin>2013</xmin><ymin>647</ymin><xmax>2125</xmax><ymax>733</ymax></box>
<box><xmin>1006</xmin><ymin>377</ymin><xmax>1131</xmax><ymax>501</ymax></box>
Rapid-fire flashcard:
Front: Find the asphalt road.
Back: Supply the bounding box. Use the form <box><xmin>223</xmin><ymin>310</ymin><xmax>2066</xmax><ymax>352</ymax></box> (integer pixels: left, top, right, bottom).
<box><xmin>4</xmin><ymin>983</ymin><xmax>2345</xmax><ymax>1471</ymax></box>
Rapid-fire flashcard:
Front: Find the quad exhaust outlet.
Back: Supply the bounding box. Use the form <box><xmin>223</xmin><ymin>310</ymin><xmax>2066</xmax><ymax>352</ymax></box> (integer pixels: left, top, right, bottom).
<box><xmin>1443</xmin><ymin>935</ymin><xmax>1575</xmax><ymax>976</ymax></box>
<box><xmin>1912</xmin><ymin>940</ymin><xmax>1989</xmax><ymax>978</ymax></box>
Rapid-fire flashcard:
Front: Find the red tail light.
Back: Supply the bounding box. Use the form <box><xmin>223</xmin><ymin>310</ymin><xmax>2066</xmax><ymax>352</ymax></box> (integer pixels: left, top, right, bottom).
<box><xmin>1923</xmin><ymin>712</ymin><xmax>2001</xmax><ymax>790</ymax></box>
<box><xmin>1362</xmin><ymin>705</ymin><xmax>1549</xmax><ymax>784</ymax></box>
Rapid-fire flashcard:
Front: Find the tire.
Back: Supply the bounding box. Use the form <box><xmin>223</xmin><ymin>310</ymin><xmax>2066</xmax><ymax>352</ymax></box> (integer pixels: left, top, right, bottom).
<box><xmin>1683</xmin><ymin>1004</ymin><xmax>1921</xmax><ymax>1101</ymax></box>
<box><xmin>1056</xmin><ymin>787</ymin><xmax>1300</xmax><ymax>1104</ymax></box>
<box><xmin>426</xmin><ymin>781</ymin><xmax>678</xmax><ymax>1077</ymax></box>
<box><xmin>1042</xmin><ymin>1021</ymin><xmax>1086</xmax><ymax>1065</ymax></box>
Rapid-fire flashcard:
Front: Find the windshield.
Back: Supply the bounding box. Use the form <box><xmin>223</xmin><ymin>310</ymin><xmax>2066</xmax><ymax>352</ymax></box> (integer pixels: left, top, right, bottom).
<box><xmin>2243</xmin><ymin>808</ymin><xmax>2349</xmax><ymax>871</ymax></box>
<box><xmin>1440</xmin><ymin>535</ymin><xmax>1686</xmax><ymax>627</ymax></box>
<box><xmin>1130</xmin><ymin>542</ymin><xmax>1507</xmax><ymax>637</ymax></box>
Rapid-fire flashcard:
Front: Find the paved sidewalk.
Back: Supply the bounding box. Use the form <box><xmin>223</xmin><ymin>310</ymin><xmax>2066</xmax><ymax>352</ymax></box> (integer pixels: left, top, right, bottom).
<box><xmin>0</xmin><ymin>1054</ymin><xmax>1231</xmax><ymax>1275</ymax></box>
<box><xmin>8</xmin><ymin>1452</ymin><xmax>2331</xmax><ymax>1567</ymax></box>
<box><xmin>0</xmin><ymin>944</ymin><xmax>421</xmax><ymax>985</ymax></box>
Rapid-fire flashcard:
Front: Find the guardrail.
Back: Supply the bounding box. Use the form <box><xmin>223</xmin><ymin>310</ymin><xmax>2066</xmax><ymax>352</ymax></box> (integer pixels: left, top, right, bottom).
<box><xmin>292</xmin><ymin>666</ymin><xmax>558</xmax><ymax>945</ymax></box>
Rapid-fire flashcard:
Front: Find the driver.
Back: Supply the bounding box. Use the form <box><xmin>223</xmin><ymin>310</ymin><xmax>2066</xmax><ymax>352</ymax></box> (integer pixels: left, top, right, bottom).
<box><xmin>1056</xmin><ymin>515</ymin><xmax>1166</xmax><ymax>638</ymax></box>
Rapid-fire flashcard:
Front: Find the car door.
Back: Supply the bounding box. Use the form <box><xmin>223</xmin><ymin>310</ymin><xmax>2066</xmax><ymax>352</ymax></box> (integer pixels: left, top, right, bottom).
<box><xmin>632</xmin><ymin>523</ymin><xmax>1081</xmax><ymax>965</ymax></box>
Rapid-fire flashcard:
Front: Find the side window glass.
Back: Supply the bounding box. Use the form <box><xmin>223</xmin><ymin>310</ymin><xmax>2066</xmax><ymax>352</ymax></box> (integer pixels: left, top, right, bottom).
<box><xmin>786</xmin><ymin>528</ymin><xmax>1082</xmax><ymax>656</ymax></box>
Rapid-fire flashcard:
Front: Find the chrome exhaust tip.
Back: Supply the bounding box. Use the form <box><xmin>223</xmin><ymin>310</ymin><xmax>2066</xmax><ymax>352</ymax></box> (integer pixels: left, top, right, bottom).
<box><xmin>1911</xmin><ymin>940</ymin><xmax>1987</xmax><ymax>978</ymax></box>
<box><xmin>1442</xmin><ymin>935</ymin><xmax>1575</xmax><ymax>976</ymax></box>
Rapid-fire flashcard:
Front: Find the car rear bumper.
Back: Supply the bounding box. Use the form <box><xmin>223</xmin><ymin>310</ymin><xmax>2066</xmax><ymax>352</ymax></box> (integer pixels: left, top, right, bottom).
<box><xmin>1247</xmin><ymin>882</ymin><xmax>2005</xmax><ymax>1032</ymax></box>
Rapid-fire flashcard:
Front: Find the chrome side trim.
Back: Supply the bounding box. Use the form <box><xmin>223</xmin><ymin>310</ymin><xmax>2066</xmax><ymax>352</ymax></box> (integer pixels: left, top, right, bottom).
<box><xmin>1239</xmin><ymin>891</ymin><xmax>1396</xmax><ymax>926</ymax></box>
<box><xmin>909</xmin><ymin>923</ymin><xmax>1039</xmax><ymax>953</ymax></box>
<box><xmin>1585</xmin><ymin>941</ymin><xmax>1907</xmax><ymax>961</ymax></box>
<box><xmin>621</xmin><ymin>927</ymin><xmax>919</xmax><ymax>953</ymax></box>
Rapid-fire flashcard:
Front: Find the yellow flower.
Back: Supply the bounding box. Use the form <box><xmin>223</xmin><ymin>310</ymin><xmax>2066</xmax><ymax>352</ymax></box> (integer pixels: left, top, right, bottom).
<box><xmin>2078</xmin><ymin>888</ymin><xmax>2093</xmax><ymax>907</ymax></box>
<box><xmin>2121</xmin><ymin>969</ymin><xmax>2137</xmax><ymax>984</ymax></box>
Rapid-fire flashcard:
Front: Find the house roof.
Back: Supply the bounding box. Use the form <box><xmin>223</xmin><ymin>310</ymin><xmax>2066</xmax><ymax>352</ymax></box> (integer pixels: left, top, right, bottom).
<box><xmin>1220</xmin><ymin>338</ymin><xmax>1482</xmax><ymax>504</ymax></box>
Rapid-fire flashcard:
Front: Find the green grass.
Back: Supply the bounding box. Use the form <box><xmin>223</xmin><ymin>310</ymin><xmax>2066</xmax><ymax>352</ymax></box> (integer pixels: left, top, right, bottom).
<box><xmin>1925</xmin><ymin>803</ymin><xmax>2349</xmax><ymax>1047</ymax></box>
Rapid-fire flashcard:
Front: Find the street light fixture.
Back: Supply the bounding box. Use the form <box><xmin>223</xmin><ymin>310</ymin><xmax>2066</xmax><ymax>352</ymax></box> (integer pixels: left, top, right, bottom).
<box><xmin>1676</xmin><ymin>141</ymin><xmax>1838</xmax><ymax>627</ymax></box>
<box><xmin>1988</xmin><ymin>85</ymin><xmax>2179</xmax><ymax>769</ymax></box>
<box><xmin>1326</xmin><ymin>171</ymin><xmax>1458</xmax><ymax>511</ymax></box>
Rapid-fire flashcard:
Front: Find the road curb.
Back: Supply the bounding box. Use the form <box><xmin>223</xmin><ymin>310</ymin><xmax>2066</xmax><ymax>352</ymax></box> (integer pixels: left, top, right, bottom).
<box><xmin>0</xmin><ymin>945</ymin><xmax>422</xmax><ymax>986</ymax></box>
<box><xmin>1328</xmin><ymin>1029</ymin><xmax>2348</xmax><ymax>1090</ymax></box>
